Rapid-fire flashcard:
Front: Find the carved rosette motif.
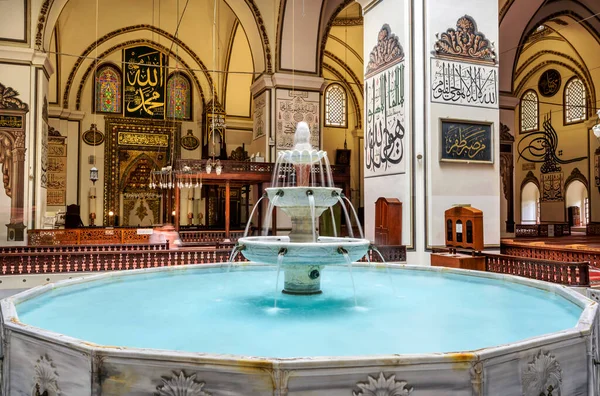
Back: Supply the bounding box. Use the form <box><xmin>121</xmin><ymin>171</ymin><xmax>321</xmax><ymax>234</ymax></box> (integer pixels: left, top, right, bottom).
<box><xmin>263</xmin><ymin>368</ymin><xmax>293</xmax><ymax>396</ymax></box>
<box><xmin>365</xmin><ymin>25</ymin><xmax>405</xmax><ymax>78</ymax></box>
<box><xmin>33</xmin><ymin>354</ymin><xmax>61</xmax><ymax>395</ymax></box>
<box><xmin>434</xmin><ymin>15</ymin><xmax>496</xmax><ymax>65</ymax></box>
<box><xmin>155</xmin><ymin>371</ymin><xmax>211</xmax><ymax>396</ymax></box>
<box><xmin>521</xmin><ymin>351</ymin><xmax>562</xmax><ymax>396</ymax></box>
<box><xmin>353</xmin><ymin>372</ymin><xmax>413</xmax><ymax>396</ymax></box>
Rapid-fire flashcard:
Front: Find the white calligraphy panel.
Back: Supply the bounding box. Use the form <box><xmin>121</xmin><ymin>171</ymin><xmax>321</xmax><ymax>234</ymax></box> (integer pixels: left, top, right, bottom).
<box><xmin>364</xmin><ymin>63</ymin><xmax>406</xmax><ymax>177</ymax></box>
<box><xmin>276</xmin><ymin>90</ymin><xmax>320</xmax><ymax>151</ymax></box>
<box><xmin>430</xmin><ymin>58</ymin><xmax>498</xmax><ymax>108</ymax></box>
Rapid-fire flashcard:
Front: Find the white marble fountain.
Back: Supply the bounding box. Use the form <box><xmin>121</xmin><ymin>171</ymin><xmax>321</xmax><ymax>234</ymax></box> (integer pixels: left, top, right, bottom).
<box><xmin>0</xmin><ymin>123</ymin><xmax>599</xmax><ymax>396</ymax></box>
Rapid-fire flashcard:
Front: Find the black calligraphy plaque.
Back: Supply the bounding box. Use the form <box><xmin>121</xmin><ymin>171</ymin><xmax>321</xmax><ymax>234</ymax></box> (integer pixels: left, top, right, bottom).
<box><xmin>0</xmin><ymin>115</ymin><xmax>23</xmax><ymax>129</ymax></box>
<box><xmin>440</xmin><ymin>119</ymin><xmax>493</xmax><ymax>163</ymax></box>
<box><xmin>123</xmin><ymin>45</ymin><xmax>168</xmax><ymax>119</ymax></box>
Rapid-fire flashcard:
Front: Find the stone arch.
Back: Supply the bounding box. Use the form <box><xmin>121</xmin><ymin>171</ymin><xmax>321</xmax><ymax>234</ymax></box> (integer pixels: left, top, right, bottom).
<box><xmin>35</xmin><ymin>0</ymin><xmax>270</xmax><ymax>74</ymax></box>
<box><xmin>322</xmin><ymin>63</ymin><xmax>361</xmax><ymax>129</ymax></box>
<box><xmin>499</xmin><ymin>0</ymin><xmax>600</xmax><ymax>93</ymax></box>
<box><xmin>521</xmin><ymin>171</ymin><xmax>540</xmax><ymax>192</ymax></box>
<box><xmin>564</xmin><ymin>167</ymin><xmax>589</xmax><ymax>191</ymax></box>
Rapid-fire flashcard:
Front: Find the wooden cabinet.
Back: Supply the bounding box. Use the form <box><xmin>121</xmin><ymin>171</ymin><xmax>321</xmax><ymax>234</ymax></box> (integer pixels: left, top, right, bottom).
<box><xmin>375</xmin><ymin>198</ymin><xmax>402</xmax><ymax>245</ymax></box>
<box><xmin>444</xmin><ymin>205</ymin><xmax>484</xmax><ymax>251</ymax></box>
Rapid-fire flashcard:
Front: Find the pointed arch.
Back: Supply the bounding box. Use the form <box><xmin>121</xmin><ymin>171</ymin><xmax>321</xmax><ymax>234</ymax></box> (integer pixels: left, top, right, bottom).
<box><xmin>564</xmin><ymin>77</ymin><xmax>586</xmax><ymax>124</ymax></box>
<box><xmin>520</xmin><ymin>90</ymin><xmax>539</xmax><ymax>133</ymax></box>
<box><xmin>94</xmin><ymin>63</ymin><xmax>122</xmax><ymax>114</ymax></box>
<box><xmin>166</xmin><ymin>72</ymin><xmax>193</xmax><ymax>121</ymax></box>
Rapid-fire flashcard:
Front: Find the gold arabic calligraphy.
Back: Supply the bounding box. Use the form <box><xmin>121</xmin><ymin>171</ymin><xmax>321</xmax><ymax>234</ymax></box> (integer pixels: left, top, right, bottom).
<box><xmin>445</xmin><ymin>124</ymin><xmax>487</xmax><ymax>159</ymax></box>
<box><xmin>124</xmin><ymin>47</ymin><xmax>166</xmax><ymax>118</ymax></box>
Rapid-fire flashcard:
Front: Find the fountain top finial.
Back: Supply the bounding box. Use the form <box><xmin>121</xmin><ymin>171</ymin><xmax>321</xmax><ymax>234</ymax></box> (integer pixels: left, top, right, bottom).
<box><xmin>293</xmin><ymin>122</ymin><xmax>312</xmax><ymax>151</ymax></box>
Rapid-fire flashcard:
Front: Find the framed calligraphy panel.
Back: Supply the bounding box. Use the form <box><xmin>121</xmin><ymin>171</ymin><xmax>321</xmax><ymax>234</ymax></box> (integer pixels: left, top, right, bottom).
<box><xmin>440</xmin><ymin>119</ymin><xmax>493</xmax><ymax>164</ymax></box>
<box><xmin>364</xmin><ymin>62</ymin><xmax>406</xmax><ymax>177</ymax></box>
<box><xmin>123</xmin><ymin>45</ymin><xmax>168</xmax><ymax>119</ymax></box>
<box><xmin>430</xmin><ymin>59</ymin><xmax>498</xmax><ymax>109</ymax></box>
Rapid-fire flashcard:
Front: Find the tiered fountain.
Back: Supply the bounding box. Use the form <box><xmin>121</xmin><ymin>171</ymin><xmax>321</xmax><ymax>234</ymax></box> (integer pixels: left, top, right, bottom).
<box><xmin>237</xmin><ymin>122</ymin><xmax>370</xmax><ymax>295</ymax></box>
<box><xmin>0</xmin><ymin>123</ymin><xmax>598</xmax><ymax>395</ymax></box>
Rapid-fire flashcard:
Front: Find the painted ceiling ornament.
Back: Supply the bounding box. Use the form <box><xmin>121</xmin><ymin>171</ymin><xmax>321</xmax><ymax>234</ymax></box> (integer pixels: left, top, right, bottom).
<box><xmin>0</xmin><ymin>82</ymin><xmax>29</xmax><ymax>111</ymax></box>
<box><xmin>353</xmin><ymin>372</ymin><xmax>413</xmax><ymax>396</ymax></box>
<box><xmin>521</xmin><ymin>350</ymin><xmax>562</xmax><ymax>396</ymax></box>
<box><xmin>434</xmin><ymin>15</ymin><xmax>496</xmax><ymax>65</ymax></box>
<box><xmin>155</xmin><ymin>371</ymin><xmax>212</xmax><ymax>396</ymax></box>
<box><xmin>365</xmin><ymin>24</ymin><xmax>405</xmax><ymax>78</ymax></box>
<box><xmin>33</xmin><ymin>354</ymin><xmax>61</xmax><ymax>395</ymax></box>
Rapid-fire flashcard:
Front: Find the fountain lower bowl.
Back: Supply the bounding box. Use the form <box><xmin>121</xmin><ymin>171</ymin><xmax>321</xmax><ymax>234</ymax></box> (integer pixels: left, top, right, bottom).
<box><xmin>238</xmin><ymin>236</ymin><xmax>370</xmax><ymax>266</ymax></box>
<box><xmin>1</xmin><ymin>264</ymin><xmax>596</xmax><ymax>395</ymax></box>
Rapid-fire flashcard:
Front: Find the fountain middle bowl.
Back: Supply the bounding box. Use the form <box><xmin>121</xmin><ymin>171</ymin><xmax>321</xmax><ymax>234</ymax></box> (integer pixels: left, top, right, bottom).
<box><xmin>238</xmin><ymin>236</ymin><xmax>370</xmax><ymax>266</ymax></box>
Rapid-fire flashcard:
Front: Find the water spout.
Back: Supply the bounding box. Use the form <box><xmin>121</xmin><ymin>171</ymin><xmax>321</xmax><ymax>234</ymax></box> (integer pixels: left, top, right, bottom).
<box><xmin>343</xmin><ymin>195</ymin><xmax>364</xmax><ymax>239</ymax></box>
<box><xmin>262</xmin><ymin>194</ymin><xmax>280</xmax><ymax>236</ymax></box>
<box><xmin>244</xmin><ymin>194</ymin><xmax>266</xmax><ymax>237</ymax></box>
<box><xmin>227</xmin><ymin>243</ymin><xmax>245</xmax><ymax>273</ymax></box>
<box><xmin>337</xmin><ymin>196</ymin><xmax>354</xmax><ymax>238</ymax></box>
<box><xmin>370</xmin><ymin>245</ymin><xmax>396</xmax><ymax>295</ymax></box>
<box><xmin>339</xmin><ymin>247</ymin><xmax>357</xmax><ymax>306</ymax></box>
<box><xmin>274</xmin><ymin>248</ymin><xmax>287</xmax><ymax>308</ymax></box>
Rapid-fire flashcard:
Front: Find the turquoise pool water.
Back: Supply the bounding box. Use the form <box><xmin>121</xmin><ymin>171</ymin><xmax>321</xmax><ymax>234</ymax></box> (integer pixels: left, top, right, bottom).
<box><xmin>16</xmin><ymin>266</ymin><xmax>582</xmax><ymax>358</ymax></box>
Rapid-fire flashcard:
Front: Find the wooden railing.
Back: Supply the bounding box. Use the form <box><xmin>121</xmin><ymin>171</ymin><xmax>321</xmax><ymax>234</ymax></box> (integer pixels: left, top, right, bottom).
<box><xmin>501</xmin><ymin>240</ymin><xmax>600</xmax><ymax>267</ymax></box>
<box><xmin>0</xmin><ymin>243</ymin><xmax>168</xmax><ymax>255</ymax></box>
<box><xmin>0</xmin><ymin>248</ymin><xmax>247</xmax><ymax>275</ymax></box>
<box><xmin>515</xmin><ymin>223</ymin><xmax>571</xmax><ymax>238</ymax></box>
<box><xmin>179</xmin><ymin>230</ymin><xmax>244</xmax><ymax>243</ymax></box>
<box><xmin>586</xmin><ymin>222</ymin><xmax>600</xmax><ymax>235</ymax></box>
<box><xmin>27</xmin><ymin>227</ymin><xmax>152</xmax><ymax>246</ymax></box>
<box><xmin>485</xmin><ymin>253</ymin><xmax>589</xmax><ymax>287</ymax></box>
<box><xmin>359</xmin><ymin>245</ymin><xmax>407</xmax><ymax>262</ymax></box>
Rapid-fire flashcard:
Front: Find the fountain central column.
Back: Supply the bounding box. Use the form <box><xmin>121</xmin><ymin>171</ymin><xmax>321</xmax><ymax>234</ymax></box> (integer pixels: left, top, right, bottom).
<box><xmin>281</xmin><ymin>164</ymin><xmax>323</xmax><ymax>295</ymax></box>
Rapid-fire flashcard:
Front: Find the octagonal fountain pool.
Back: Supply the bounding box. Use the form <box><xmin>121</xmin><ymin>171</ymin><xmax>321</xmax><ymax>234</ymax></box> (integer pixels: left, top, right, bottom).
<box><xmin>1</xmin><ymin>264</ymin><xmax>598</xmax><ymax>395</ymax></box>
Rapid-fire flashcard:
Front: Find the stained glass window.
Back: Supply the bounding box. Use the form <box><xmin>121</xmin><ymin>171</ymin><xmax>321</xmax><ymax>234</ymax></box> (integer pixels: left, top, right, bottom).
<box><xmin>520</xmin><ymin>90</ymin><xmax>538</xmax><ymax>133</ymax></box>
<box><xmin>325</xmin><ymin>83</ymin><xmax>346</xmax><ymax>127</ymax></box>
<box><xmin>565</xmin><ymin>77</ymin><xmax>586</xmax><ymax>124</ymax></box>
<box><xmin>166</xmin><ymin>73</ymin><xmax>192</xmax><ymax>120</ymax></box>
<box><xmin>95</xmin><ymin>64</ymin><xmax>122</xmax><ymax>114</ymax></box>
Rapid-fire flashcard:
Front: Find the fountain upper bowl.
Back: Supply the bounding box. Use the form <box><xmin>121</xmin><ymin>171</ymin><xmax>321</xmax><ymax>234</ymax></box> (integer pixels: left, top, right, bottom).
<box><xmin>266</xmin><ymin>187</ymin><xmax>342</xmax><ymax>209</ymax></box>
<box><xmin>238</xmin><ymin>236</ymin><xmax>370</xmax><ymax>266</ymax></box>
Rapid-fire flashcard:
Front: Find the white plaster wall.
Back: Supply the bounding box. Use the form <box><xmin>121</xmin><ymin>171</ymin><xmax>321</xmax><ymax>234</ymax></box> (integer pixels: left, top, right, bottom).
<box><xmin>0</xmin><ymin>63</ymin><xmax>33</xmax><ymax>244</ymax></box>
<box><xmin>362</xmin><ymin>0</ymin><xmax>412</xmax><ymax>248</ymax></box>
<box><xmin>426</xmin><ymin>1</ymin><xmax>500</xmax><ymax>248</ymax></box>
<box><xmin>0</xmin><ymin>0</ymin><xmax>26</xmax><ymax>42</ymax></box>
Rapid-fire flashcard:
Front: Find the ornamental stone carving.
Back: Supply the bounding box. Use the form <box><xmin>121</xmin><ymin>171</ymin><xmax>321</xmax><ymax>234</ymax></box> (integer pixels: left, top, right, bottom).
<box><xmin>521</xmin><ymin>351</ymin><xmax>562</xmax><ymax>396</ymax></box>
<box><xmin>155</xmin><ymin>371</ymin><xmax>211</xmax><ymax>396</ymax></box>
<box><xmin>263</xmin><ymin>368</ymin><xmax>293</xmax><ymax>396</ymax></box>
<box><xmin>365</xmin><ymin>25</ymin><xmax>405</xmax><ymax>78</ymax></box>
<box><xmin>434</xmin><ymin>15</ymin><xmax>496</xmax><ymax>65</ymax></box>
<box><xmin>33</xmin><ymin>354</ymin><xmax>61</xmax><ymax>396</ymax></box>
<box><xmin>0</xmin><ymin>83</ymin><xmax>29</xmax><ymax>111</ymax></box>
<box><xmin>353</xmin><ymin>372</ymin><xmax>413</xmax><ymax>396</ymax></box>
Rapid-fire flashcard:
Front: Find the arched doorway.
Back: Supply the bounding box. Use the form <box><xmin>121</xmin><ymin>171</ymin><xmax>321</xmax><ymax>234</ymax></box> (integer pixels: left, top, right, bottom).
<box><xmin>521</xmin><ymin>182</ymin><xmax>540</xmax><ymax>225</ymax></box>
<box><xmin>565</xmin><ymin>180</ymin><xmax>588</xmax><ymax>228</ymax></box>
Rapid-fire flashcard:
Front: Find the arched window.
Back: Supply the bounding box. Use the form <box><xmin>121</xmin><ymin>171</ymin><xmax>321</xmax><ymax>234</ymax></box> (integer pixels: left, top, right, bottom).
<box><xmin>94</xmin><ymin>64</ymin><xmax>122</xmax><ymax>114</ymax></box>
<box><xmin>446</xmin><ymin>219</ymin><xmax>453</xmax><ymax>242</ymax></box>
<box><xmin>564</xmin><ymin>77</ymin><xmax>586</xmax><ymax>124</ymax></box>
<box><xmin>166</xmin><ymin>73</ymin><xmax>192</xmax><ymax>120</ymax></box>
<box><xmin>520</xmin><ymin>90</ymin><xmax>538</xmax><ymax>133</ymax></box>
<box><xmin>324</xmin><ymin>83</ymin><xmax>347</xmax><ymax>127</ymax></box>
<box><xmin>456</xmin><ymin>220</ymin><xmax>463</xmax><ymax>243</ymax></box>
